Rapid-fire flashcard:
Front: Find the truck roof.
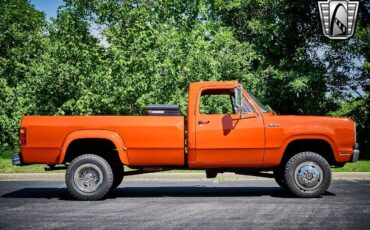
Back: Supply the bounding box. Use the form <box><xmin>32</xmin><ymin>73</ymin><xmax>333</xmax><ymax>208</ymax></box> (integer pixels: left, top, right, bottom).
<box><xmin>189</xmin><ymin>81</ymin><xmax>239</xmax><ymax>88</ymax></box>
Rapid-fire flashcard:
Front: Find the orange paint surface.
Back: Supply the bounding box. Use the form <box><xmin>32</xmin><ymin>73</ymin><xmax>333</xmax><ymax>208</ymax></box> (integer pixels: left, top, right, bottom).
<box><xmin>19</xmin><ymin>81</ymin><xmax>356</xmax><ymax>168</ymax></box>
<box><xmin>20</xmin><ymin>116</ymin><xmax>184</xmax><ymax>165</ymax></box>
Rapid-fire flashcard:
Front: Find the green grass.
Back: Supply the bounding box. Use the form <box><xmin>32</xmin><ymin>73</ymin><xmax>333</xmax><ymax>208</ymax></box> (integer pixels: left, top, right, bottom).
<box><xmin>332</xmin><ymin>160</ymin><xmax>370</xmax><ymax>172</ymax></box>
<box><xmin>0</xmin><ymin>157</ymin><xmax>205</xmax><ymax>173</ymax></box>
<box><xmin>1</xmin><ymin>149</ymin><xmax>369</xmax><ymax>173</ymax></box>
<box><xmin>0</xmin><ymin>158</ymin><xmax>57</xmax><ymax>173</ymax></box>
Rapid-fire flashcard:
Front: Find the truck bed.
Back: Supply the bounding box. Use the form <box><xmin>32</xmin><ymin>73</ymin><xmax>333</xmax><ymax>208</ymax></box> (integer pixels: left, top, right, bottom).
<box><xmin>20</xmin><ymin>116</ymin><xmax>185</xmax><ymax>166</ymax></box>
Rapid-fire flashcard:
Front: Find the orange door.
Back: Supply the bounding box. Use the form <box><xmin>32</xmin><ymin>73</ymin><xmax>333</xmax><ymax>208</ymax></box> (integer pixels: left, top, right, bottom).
<box><xmin>195</xmin><ymin>113</ymin><xmax>265</xmax><ymax>167</ymax></box>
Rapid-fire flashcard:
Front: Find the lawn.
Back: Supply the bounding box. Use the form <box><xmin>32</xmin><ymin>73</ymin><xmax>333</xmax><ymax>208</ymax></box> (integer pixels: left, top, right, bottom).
<box><xmin>0</xmin><ymin>149</ymin><xmax>61</xmax><ymax>173</ymax></box>
<box><xmin>0</xmin><ymin>149</ymin><xmax>369</xmax><ymax>173</ymax></box>
<box><xmin>0</xmin><ymin>158</ymin><xmax>52</xmax><ymax>173</ymax></box>
<box><xmin>332</xmin><ymin>160</ymin><xmax>370</xmax><ymax>172</ymax></box>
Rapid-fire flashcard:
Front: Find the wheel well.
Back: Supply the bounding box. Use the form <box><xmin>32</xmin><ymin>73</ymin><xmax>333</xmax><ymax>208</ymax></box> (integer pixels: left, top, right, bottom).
<box><xmin>281</xmin><ymin>139</ymin><xmax>335</xmax><ymax>166</ymax></box>
<box><xmin>63</xmin><ymin>138</ymin><xmax>121</xmax><ymax>165</ymax></box>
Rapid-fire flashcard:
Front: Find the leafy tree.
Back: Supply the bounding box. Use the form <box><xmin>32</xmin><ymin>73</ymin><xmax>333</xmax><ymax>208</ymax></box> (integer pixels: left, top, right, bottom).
<box><xmin>326</xmin><ymin>1</ymin><xmax>370</xmax><ymax>158</ymax></box>
<box><xmin>211</xmin><ymin>0</ymin><xmax>333</xmax><ymax>115</ymax></box>
<box><xmin>0</xmin><ymin>0</ymin><xmax>46</xmax><ymax>148</ymax></box>
<box><xmin>62</xmin><ymin>0</ymin><xmax>262</xmax><ymax>115</ymax></box>
<box><xmin>27</xmin><ymin>5</ymin><xmax>109</xmax><ymax>116</ymax></box>
<box><xmin>0</xmin><ymin>0</ymin><xmax>368</xmax><ymax>159</ymax></box>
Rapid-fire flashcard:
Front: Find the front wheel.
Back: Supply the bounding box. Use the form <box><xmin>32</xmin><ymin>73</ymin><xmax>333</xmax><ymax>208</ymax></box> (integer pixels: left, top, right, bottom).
<box><xmin>284</xmin><ymin>152</ymin><xmax>331</xmax><ymax>198</ymax></box>
<box><xmin>66</xmin><ymin>154</ymin><xmax>114</xmax><ymax>200</ymax></box>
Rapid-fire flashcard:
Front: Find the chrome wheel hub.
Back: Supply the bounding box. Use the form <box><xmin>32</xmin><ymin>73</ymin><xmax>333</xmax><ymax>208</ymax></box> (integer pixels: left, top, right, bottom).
<box><xmin>294</xmin><ymin>162</ymin><xmax>323</xmax><ymax>191</ymax></box>
<box><xmin>73</xmin><ymin>164</ymin><xmax>103</xmax><ymax>193</ymax></box>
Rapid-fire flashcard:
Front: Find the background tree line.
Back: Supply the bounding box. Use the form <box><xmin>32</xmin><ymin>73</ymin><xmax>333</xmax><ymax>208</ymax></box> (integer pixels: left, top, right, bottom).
<box><xmin>0</xmin><ymin>0</ymin><xmax>369</xmax><ymax>158</ymax></box>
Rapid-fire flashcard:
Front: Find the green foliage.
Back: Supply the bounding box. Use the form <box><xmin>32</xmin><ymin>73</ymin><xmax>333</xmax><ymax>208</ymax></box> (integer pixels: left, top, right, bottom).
<box><xmin>0</xmin><ymin>0</ymin><xmax>369</xmax><ymax>159</ymax></box>
<box><xmin>0</xmin><ymin>0</ymin><xmax>46</xmax><ymax>148</ymax></box>
<box><xmin>323</xmin><ymin>1</ymin><xmax>370</xmax><ymax>159</ymax></box>
<box><xmin>212</xmin><ymin>0</ymin><xmax>332</xmax><ymax>115</ymax></box>
<box><xmin>200</xmin><ymin>94</ymin><xmax>234</xmax><ymax>114</ymax></box>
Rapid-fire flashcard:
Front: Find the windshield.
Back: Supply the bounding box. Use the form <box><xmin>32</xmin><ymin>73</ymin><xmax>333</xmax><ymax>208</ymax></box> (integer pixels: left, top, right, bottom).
<box><xmin>247</xmin><ymin>92</ymin><xmax>271</xmax><ymax>113</ymax></box>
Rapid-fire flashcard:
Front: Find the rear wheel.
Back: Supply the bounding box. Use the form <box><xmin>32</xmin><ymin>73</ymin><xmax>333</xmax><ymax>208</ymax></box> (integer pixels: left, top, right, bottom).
<box><xmin>66</xmin><ymin>154</ymin><xmax>114</xmax><ymax>200</ymax></box>
<box><xmin>273</xmin><ymin>168</ymin><xmax>287</xmax><ymax>190</ymax></box>
<box><xmin>284</xmin><ymin>151</ymin><xmax>331</xmax><ymax>198</ymax></box>
<box><xmin>111</xmin><ymin>165</ymin><xmax>124</xmax><ymax>191</ymax></box>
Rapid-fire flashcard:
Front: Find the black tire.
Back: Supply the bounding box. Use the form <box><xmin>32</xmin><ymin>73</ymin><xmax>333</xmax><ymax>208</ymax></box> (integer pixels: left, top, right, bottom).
<box><xmin>111</xmin><ymin>165</ymin><xmax>124</xmax><ymax>191</ymax></box>
<box><xmin>66</xmin><ymin>154</ymin><xmax>114</xmax><ymax>201</ymax></box>
<box><xmin>284</xmin><ymin>151</ymin><xmax>331</xmax><ymax>198</ymax></box>
<box><xmin>273</xmin><ymin>168</ymin><xmax>287</xmax><ymax>190</ymax></box>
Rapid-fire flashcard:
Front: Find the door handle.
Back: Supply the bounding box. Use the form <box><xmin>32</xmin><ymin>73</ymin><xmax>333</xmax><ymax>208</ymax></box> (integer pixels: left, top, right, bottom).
<box><xmin>198</xmin><ymin>120</ymin><xmax>210</xmax><ymax>125</ymax></box>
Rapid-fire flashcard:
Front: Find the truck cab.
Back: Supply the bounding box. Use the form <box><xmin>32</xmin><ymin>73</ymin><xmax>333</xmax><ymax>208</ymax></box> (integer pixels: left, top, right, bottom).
<box><xmin>187</xmin><ymin>81</ymin><xmax>265</xmax><ymax>168</ymax></box>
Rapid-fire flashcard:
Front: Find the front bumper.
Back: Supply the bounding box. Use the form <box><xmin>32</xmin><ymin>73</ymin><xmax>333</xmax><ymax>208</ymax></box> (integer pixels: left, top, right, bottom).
<box><xmin>12</xmin><ymin>153</ymin><xmax>23</xmax><ymax>166</ymax></box>
<box><xmin>352</xmin><ymin>143</ymin><xmax>360</xmax><ymax>162</ymax></box>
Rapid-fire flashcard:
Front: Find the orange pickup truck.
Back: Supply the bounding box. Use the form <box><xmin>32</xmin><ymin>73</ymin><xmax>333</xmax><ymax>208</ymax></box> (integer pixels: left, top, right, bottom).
<box><xmin>12</xmin><ymin>81</ymin><xmax>359</xmax><ymax>200</ymax></box>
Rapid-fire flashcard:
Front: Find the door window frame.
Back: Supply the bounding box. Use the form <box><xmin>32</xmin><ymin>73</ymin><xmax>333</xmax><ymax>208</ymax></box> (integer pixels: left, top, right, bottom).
<box><xmin>196</xmin><ymin>86</ymin><xmax>259</xmax><ymax>116</ymax></box>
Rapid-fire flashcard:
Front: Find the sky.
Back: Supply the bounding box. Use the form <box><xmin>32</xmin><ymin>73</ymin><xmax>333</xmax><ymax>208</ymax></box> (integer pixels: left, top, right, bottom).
<box><xmin>30</xmin><ymin>0</ymin><xmax>64</xmax><ymax>19</ymax></box>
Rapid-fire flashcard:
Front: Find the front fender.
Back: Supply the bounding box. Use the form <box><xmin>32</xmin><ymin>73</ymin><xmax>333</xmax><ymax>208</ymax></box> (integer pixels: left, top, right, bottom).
<box><xmin>58</xmin><ymin>130</ymin><xmax>129</xmax><ymax>164</ymax></box>
<box><xmin>280</xmin><ymin>134</ymin><xmax>338</xmax><ymax>157</ymax></box>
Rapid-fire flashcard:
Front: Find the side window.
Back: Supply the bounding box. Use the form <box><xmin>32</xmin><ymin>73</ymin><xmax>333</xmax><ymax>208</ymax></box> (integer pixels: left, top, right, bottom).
<box><xmin>200</xmin><ymin>90</ymin><xmax>234</xmax><ymax>114</ymax></box>
<box><xmin>241</xmin><ymin>97</ymin><xmax>254</xmax><ymax>114</ymax></box>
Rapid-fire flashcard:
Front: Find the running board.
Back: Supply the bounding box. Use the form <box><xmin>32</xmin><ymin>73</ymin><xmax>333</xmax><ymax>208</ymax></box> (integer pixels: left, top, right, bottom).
<box><xmin>234</xmin><ymin>171</ymin><xmax>275</xmax><ymax>178</ymax></box>
<box><xmin>44</xmin><ymin>165</ymin><xmax>68</xmax><ymax>171</ymax></box>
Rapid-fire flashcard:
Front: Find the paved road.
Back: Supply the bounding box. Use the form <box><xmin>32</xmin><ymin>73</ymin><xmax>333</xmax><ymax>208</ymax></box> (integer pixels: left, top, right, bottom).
<box><xmin>1</xmin><ymin>180</ymin><xmax>370</xmax><ymax>229</ymax></box>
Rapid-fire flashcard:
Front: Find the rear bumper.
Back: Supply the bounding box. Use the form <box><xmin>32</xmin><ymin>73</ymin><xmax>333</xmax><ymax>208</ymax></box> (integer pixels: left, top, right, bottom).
<box><xmin>352</xmin><ymin>143</ymin><xmax>360</xmax><ymax>162</ymax></box>
<box><xmin>12</xmin><ymin>153</ymin><xmax>23</xmax><ymax>166</ymax></box>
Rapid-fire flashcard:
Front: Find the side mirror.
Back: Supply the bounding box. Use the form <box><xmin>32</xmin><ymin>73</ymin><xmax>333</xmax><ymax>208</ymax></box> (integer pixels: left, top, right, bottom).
<box><xmin>234</xmin><ymin>85</ymin><xmax>242</xmax><ymax>115</ymax></box>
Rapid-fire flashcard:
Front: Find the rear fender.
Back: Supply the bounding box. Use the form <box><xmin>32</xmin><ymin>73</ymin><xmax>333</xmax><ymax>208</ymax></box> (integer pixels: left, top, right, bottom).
<box><xmin>58</xmin><ymin>130</ymin><xmax>129</xmax><ymax>164</ymax></box>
